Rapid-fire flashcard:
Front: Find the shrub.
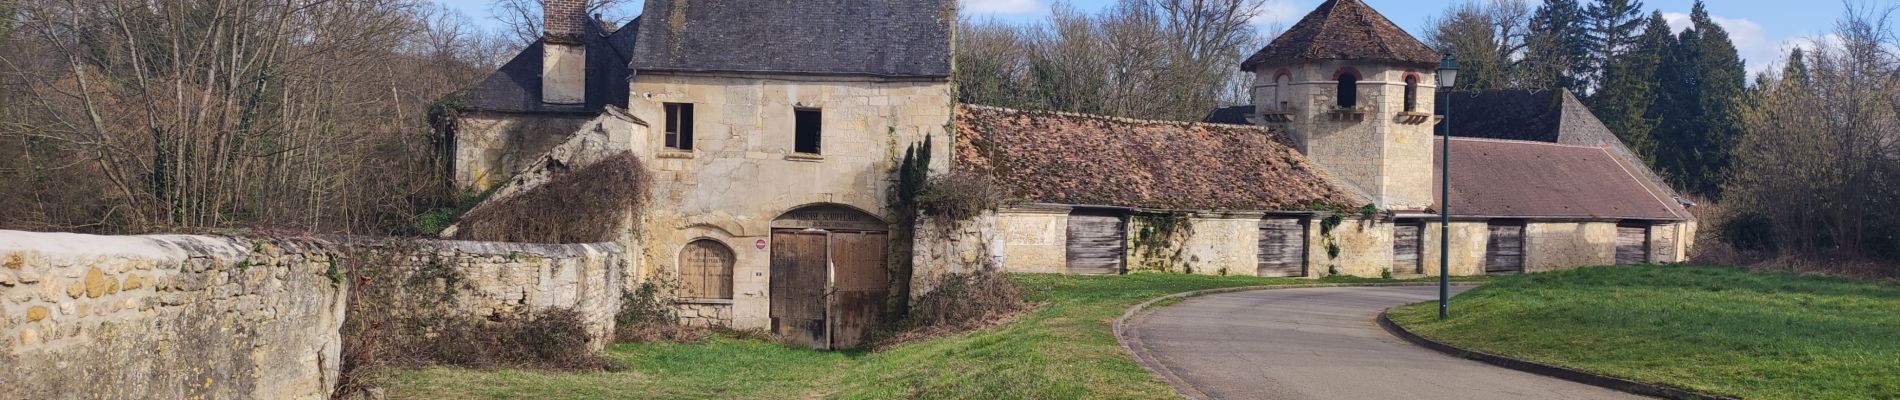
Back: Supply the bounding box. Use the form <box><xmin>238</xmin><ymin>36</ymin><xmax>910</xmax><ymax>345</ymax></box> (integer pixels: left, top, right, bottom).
<box><xmin>871</xmin><ymin>267</ymin><xmax>1027</xmax><ymax>348</ymax></box>
<box><xmin>452</xmin><ymin>152</ymin><xmax>648</xmax><ymax>244</ymax></box>
<box><xmin>916</xmin><ymin>172</ymin><xmax>1003</xmax><ymax>222</ymax></box>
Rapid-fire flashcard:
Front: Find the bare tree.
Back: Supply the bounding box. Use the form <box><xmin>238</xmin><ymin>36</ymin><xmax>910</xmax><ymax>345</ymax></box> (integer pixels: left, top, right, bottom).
<box><xmin>1425</xmin><ymin>0</ymin><xmax>1533</xmax><ymax>90</ymax></box>
<box><xmin>490</xmin><ymin>0</ymin><xmax>637</xmax><ymax>45</ymax></box>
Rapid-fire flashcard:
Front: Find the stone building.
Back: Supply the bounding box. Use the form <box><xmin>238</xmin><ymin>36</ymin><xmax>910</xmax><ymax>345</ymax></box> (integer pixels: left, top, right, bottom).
<box><xmin>448</xmin><ymin>0</ymin><xmax>952</xmax><ymax>349</ymax></box>
<box><xmin>447</xmin><ymin>0</ymin><xmax>1692</xmax><ymax>346</ymax></box>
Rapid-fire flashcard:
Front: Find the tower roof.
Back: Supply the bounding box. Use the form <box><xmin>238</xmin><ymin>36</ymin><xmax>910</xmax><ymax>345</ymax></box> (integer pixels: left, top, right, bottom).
<box><xmin>1240</xmin><ymin>0</ymin><xmax>1439</xmax><ymax>71</ymax></box>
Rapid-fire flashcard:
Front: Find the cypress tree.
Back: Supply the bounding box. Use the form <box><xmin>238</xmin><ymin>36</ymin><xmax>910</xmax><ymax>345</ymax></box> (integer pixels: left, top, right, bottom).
<box><xmin>1592</xmin><ymin>11</ymin><xmax>1670</xmax><ymax>162</ymax></box>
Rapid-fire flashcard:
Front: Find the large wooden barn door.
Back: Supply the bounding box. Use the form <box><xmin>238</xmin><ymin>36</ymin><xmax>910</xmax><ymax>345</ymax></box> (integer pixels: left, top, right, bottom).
<box><xmin>1257</xmin><ymin>218</ymin><xmax>1307</xmax><ymax>277</ymax></box>
<box><xmin>1485</xmin><ymin>222</ymin><xmax>1526</xmax><ymax>274</ymax></box>
<box><xmin>1616</xmin><ymin>223</ymin><xmax>1651</xmax><ymax>265</ymax></box>
<box><xmin>828</xmin><ymin>231</ymin><xmax>889</xmax><ymax>349</ymax></box>
<box><xmin>1066</xmin><ymin>211</ymin><xmax>1126</xmax><ymax>275</ymax></box>
<box><xmin>769</xmin><ymin>230</ymin><xmax>829</xmax><ymax>348</ymax></box>
<box><xmin>1393</xmin><ymin>223</ymin><xmax>1424</xmax><ymax>275</ymax></box>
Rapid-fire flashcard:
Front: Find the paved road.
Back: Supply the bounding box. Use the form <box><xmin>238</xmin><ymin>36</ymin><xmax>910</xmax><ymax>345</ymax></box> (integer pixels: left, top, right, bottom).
<box><xmin>1128</xmin><ymin>286</ymin><xmax>1648</xmax><ymax>400</ymax></box>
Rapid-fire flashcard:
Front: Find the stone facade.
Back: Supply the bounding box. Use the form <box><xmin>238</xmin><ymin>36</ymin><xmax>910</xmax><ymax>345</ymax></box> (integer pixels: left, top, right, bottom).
<box><xmin>1255</xmin><ymin>60</ymin><xmax>1438</xmax><ymax>210</ymax></box>
<box><xmin>911</xmin><ymin>213</ymin><xmax>1004</xmax><ymax>298</ymax></box>
<box><xmin>994</xmin><ymin>207</ymin><xmax>1071</xmax><ymax>275</ymax></box>
<box><xmin>1419</xmin><ymin>221</ymin><xmax>1494</xmax><ymax>276</ymax></box>
<box><xmin>0</xmin><ymin>231</ymin><xmax>627</xmax><ymax>399</ymax></box>
<box><xmin>624</xmin><ymin>73</ymin><xmax>953</xmax><ymax>329</ymax></box>
<box><xmin>451</xmin><ymin>113</ymin><xmax>592</xmax><ymax>193</ymax></box>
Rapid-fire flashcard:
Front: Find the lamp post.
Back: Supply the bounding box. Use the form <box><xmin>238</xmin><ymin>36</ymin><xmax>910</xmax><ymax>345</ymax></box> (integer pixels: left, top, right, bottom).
<box><xmin>1436</xmin><ymin>54</ymin><xmax>1458</xmax><ymax>320</ymax></box>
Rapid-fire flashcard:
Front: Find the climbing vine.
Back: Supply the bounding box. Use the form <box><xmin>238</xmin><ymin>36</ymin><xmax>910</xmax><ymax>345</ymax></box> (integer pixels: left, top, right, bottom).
<box><xmin>1131</xmin><ymin>212</ymin><xmax>1195</xmax><ymax>273</ymax></box>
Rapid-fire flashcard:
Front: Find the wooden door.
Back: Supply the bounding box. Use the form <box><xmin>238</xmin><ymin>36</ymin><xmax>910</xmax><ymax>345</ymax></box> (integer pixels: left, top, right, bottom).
<box><xmin>1485</xmin><ymin>223</ymin><xmax>1525</xmax><ymax>274</ymax></box>
<box><xmin>679</xmin><ymin>240</ymin><xmax>735</xmax><ymax>299</ymax></box>
<box><xmin>1616</xmin><ymin>223</ymin><xmax>1650</xmax><ymax>265</ymax></box>
<box><xmin>770</xmin><ymin>230</ymin><xmax>829</xmax><ymax>348</ymax></box>
<box><xmin>1257</xmin><ymin>218</ymin><xmax>1307</xmax><ymax>277</ymax></box>
<box><xmin>1066</xmin><ymin>212</ymin><xmax>1126</xmax><ymax>275</ymax></box>
<box><xmin>1393</xmin><ymin>223</ymin><xmax>1423</xmax><ymax>275</ymax></box>
<box><xmin>828</xmin><ymin>231</ymin><xmax>889</xmax><ymax>349</ymax></box>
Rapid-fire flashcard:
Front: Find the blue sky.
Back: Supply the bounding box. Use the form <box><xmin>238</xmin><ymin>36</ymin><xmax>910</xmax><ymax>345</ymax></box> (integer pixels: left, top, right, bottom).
<box><xmin>433</xmin><ymin>0</ymin><xmax>1849</xmax><ymax>76</ymax></box>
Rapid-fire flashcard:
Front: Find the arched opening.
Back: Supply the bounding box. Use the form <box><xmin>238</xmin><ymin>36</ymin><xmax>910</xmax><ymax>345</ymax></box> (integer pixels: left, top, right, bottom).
<box><xmin>679</xmin><ymin>239</ymin><xmax>735</xmax><ymax>300</ymax></box>
<box><xmin>1404</xmin><ymin>74</ymin><xmax>1420</xmax><ymax>112</ymax></box>
<box><xmin>1273</xmin><ymin>71</ymin><xmax>1293</xmax><ymax>110</ymax></box>
<box><xmin>768</xmin><ymin>203</ymin><xmax>890</xmax><ymax>350</ymax></box>
<box><xmin>1336</xmin><ymin>72</ymin><xmax>1359</xmax><ymax>108</ymax></box>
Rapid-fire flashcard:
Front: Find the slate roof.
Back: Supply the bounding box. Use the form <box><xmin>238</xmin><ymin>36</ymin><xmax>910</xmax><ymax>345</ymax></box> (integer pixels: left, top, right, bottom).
<box><xmin>955</xmin><ymin>105</ymin><xmax>1358</xmax><ymax>211</ymax></box>
<box><xmin>1241</xmin><ymin>0</ymin><xmax>1440</xmax><ymax>71</ymax></box>
<box><xmin>1203</xmin><ymin>105</ymin><xmax>1256</xmax><ymax>125</ymax></box>
<box><xmin>632</xmin><ymin>0</ymin><xmax>954</xmax><ymax>78</ymax></box>
<box><xmin>1436</xmin><ymin>89</ymin><xmax>1690</xmax><ymax>218</ymax></box>
<box><xmin>464</xmin><ymin>18</ymin><xmax>639</xmax><ymax>114</ymax></box>
<box><xmin>1434</xmin><ymin>137</ymin><xmax>1689</xmax><ymax>221</ymax></box>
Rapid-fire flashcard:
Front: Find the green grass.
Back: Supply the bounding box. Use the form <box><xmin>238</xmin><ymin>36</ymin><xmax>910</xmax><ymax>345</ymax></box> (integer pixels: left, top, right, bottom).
<box><xmin>391</xmin><ymin>273</ymin><xmax>1482</xmax><ymax>399</ymax></box>
<box><xmin>1388</xmin><ymin>265</ymin><xmax>1900</xmax><ymax>400</ymax></box>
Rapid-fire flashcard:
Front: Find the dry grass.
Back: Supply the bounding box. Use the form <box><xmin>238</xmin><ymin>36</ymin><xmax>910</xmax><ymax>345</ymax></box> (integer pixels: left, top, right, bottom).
<box><xmin>869</xmin><ymin>268</ymin><xmax>1029</xmax><ymax>349</ymax></box>
<box><xmin>452</xmin><ymin>152</ymin><xmax>648</xmax><ymax>244</ymax></box>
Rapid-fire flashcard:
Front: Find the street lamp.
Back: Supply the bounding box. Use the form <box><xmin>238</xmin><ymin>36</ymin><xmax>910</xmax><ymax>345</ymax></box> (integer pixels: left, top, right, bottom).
<box><xmin>1436</xmin><ymin>54</ymin><xmax>1458</xmax><ymax>320</ymax></box>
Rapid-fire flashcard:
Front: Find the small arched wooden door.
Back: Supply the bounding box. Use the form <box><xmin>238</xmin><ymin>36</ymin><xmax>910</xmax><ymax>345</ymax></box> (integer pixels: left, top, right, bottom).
<box><xmin>769</xmin><ymin>204</ymin><xmax>890</xmax><ymax>350</ymax></box>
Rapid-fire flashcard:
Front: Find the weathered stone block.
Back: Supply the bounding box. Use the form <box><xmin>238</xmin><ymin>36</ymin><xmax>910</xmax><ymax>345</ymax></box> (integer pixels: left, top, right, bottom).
<box><xmin>26</xmin><ymin>306</ymin><xmax>46</xmax><ymax>322</ymax></box>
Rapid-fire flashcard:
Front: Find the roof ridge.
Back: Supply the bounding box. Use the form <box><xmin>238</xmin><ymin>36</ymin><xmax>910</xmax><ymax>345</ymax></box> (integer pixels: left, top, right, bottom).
<box><xmin>958</xmin><ymin>104</ymin><xmax>1268</xmax><ymax>130</ymax></box>
<box><xmin>1440</xmin><ymin>136</ymin><xmax>1604</xmax><ymax>149</ymax></box>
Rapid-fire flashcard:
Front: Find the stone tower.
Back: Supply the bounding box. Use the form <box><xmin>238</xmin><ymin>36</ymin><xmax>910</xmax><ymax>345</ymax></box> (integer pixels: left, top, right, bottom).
<box><xmin>1241</xmin><ymin>0</ymin><xmax>1442</xmax><ymax>211</ymax></box>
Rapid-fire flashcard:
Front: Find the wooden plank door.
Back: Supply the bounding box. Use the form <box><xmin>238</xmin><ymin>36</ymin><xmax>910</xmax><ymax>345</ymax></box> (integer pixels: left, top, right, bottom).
<box><xmin>1616</xmin><ymin>224</ymin><xmax>1650</xmax><ymax>265</ymax></box>
<box><xmin>770</xmin><ymin>230</ymin><xmax>829</xmax><ymax>349</ymax></box>
<box><xmin>1485</xmin><ymin>223</ymin><xmax>1525</xmax><ymax>274</ymax></box>
<box><xmin>1257</xmin><ymin>218</ymin><xmax>1307</xmax><ymax>277</ymax></box>
<box><xmin>828</xmin><ymin>231</ymin><xmax>889</xmax><ymax>349</ymax></box>
<box><xmin>1393</xmin><ymin>223</ymin><xmax>1423</xmax><ymax>275</ymax></box>
<box><xmin>1066</xmin><ymin>213</ymin><xmax>1126</xmax><ymax>275</ymax></box>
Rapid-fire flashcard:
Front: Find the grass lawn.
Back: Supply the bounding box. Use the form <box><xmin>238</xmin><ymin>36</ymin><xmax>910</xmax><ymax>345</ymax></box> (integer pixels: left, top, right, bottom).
<box><xmin>390</xmin><ymin>273</ymin><xmax>1476</xmax><ymax>399</ymax></box>
<box><xmin>1388</xmin><ymin>265</ymin><xmax>1900</xmax><ymax>400</ymax></box>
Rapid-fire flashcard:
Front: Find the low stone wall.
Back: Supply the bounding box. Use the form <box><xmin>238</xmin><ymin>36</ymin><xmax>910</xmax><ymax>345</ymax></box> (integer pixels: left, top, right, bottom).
<box><xmin>911</xmin><ymin>213</ymin><xmax>1004</xmax><ymax>298</ymax></box>
<box><xmin>0</xmin><ymin>231</ymin><xmax>626</xmax><ymax>399</ymax></box>
<box><xmin>995</xmin><ymin>207</ymin><xmax>1070</xmax><ymax>274</ymax></box>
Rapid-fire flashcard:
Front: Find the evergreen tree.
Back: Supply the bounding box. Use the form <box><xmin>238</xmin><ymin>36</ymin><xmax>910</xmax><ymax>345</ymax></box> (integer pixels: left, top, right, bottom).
<box><xmin>1782</xmin><ymin>47</ymin><xmax>1810</xmax><ymax>87</ymax></box>
<box><xmin>1592</xmin><ymin>11</ymin><xmax>1670</xmax><ymax>162</ymax></box>
<box><xmin>1583</xmin><ymin>0</ymin><xmax>1648</xmax><ymax>94</ymax></box>
<box><xmin>1652</xmin><ymin>1</ymin><xmax>1747</xmax><ymax>196</ymax></box>
<box><xmin>1523</xmin><ymin>0</ymin><xmax>1590</xmax><ymax>92</ymax></box>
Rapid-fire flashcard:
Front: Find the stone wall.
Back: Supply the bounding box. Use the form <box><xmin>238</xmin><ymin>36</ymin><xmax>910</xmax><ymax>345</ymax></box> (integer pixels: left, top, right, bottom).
<box><xmin>451</xmin><ymin>112</ymin><xmax>592</xmax><ymax>193</ymax></box>
<box><xmin>0</xmin><ymin>231</ymin><xmax>627</xmax><ymax>399</ymax></box>
<box><xmin>911</xmin><ymin>213</ymin><xmax>1003</xmax><ymax>298</ymax></box>
<box><xmin>675</xmin><ymin>301</ymin><xmax>733</xmax><ymax>327</ymax></box>
<box><xmin>1420</xmin><ymin>221</ymin><xmax>1493</xmax><ymax>276</ymax></box>
<box><xmin>995</xmin><ymin>207</ymin><xmax>1070</xmax><ymax>274</ymax></box>
<box><xmin>1524</xmin><ymin>222</ymin><xmax>1618</xmax><ymax>272</ymax></box>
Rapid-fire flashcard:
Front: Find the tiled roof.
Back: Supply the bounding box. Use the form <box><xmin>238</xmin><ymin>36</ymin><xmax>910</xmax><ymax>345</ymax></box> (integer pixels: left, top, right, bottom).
<box><xmin>464</xmin><ymin>18</ymin><xmax>639</xmax><ymax>114</ymax></box>
<box><xmin>1241</xmin><ymin>0</ymin><xmax>1440</xmax><ymax>71</ymax></box>
<box><xmin>1437</xmin><ymin>89</ymin><xmax>1691</xmax><ymax>219</ymax></box>
<box><xmin>1434</xmin><ymin>137</ymin><xmax>1688</xmax><ymax>220</ymax></box>
<box><xmin>955</xmin><ymin>105</ymin><xmax>1358</xmax><ymax>211</ymax></box>
<box><xmin>632</xmin><ymin>0</ymin><xmax>953</xmax><ymax>78</ymax></box>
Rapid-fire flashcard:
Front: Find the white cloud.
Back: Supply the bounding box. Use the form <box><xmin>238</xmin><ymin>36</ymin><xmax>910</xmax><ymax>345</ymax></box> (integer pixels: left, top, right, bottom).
<box><xmin>963</xmin><ymin>0</ymin><xmax>1046</xmax><ymax>15</ymax></box>
<box><xmin>1662</xmin><ymin>12</ymin><xmax>1782</xmax><ymax>76</ymax></box>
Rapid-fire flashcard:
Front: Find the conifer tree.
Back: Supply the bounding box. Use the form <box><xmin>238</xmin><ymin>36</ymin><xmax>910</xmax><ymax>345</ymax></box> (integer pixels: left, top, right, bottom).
<box><xmin>1592</xmin><ymin>11</ymin><xmax>1670</xmax><ymax>162</ymax></box>
<box><xmin>1523</xmin><ymin>0</ymin><xmax>1590</xmax><ymax>92</ymax></box>
<box><xmin>1652</xmin><ymin>1</ymin><xmax>1747</xmax><ymax>195</ymax></box>
<box><xmin>1583</xmin><ymin>0</ymin><xmax>1648</xmax><ymax>94</ymax></box>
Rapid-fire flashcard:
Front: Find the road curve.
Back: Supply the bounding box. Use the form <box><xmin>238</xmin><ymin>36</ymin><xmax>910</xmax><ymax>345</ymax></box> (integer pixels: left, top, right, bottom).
<box><xmin>1127</xmin><ymin>286</ymin><xmax>1648</xmax><ymax>400</ymax></box>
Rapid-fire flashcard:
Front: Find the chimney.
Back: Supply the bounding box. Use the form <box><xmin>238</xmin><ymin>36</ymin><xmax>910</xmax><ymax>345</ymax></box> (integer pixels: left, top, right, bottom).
<box><xmin>541</xmin><ymin>0</ymin><xmax>588</xmax><ymax>105</ymax></box>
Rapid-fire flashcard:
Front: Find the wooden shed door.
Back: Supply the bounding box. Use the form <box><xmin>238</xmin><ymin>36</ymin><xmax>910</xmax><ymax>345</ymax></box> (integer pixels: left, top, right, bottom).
<box><xmin>1257</xmin><ymin>218</ymin><xmax>1307</xmax><ymax>277</ymax></box>
<box><xmin>1616</xmin><ymin>224</ymin><xmax>1650</xmax><ymax>265</ymax></box>
<box><xmin>1485</xmin><ymin>223</ymin><xmax>1525</xmax><ymax>274</ymax></box>
<box><xmin>828</xmin><ymin>231</ymin><xmax>889</xmax><ymax>349</ymax></box>
<box><xmin>1393</xmin><ymin>223</ymin><xmax>1424</xmax><ymax>275</ymax></box>
<box><xmin>1066</xmin><ymin>213</ymin><xmax>1125</xmax><ymax>275</ymax></box>
<box><xmin>770</xmin><ymin>230</ymin><xmax>829</xmax><ymax>348</ymax></box>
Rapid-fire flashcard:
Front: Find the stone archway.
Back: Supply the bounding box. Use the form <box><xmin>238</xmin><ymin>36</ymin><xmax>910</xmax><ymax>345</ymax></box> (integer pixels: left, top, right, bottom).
<box><xmin>768</xmin><ymin>204</ymin><xmax>890</xmax><ymax>350</ymax></box>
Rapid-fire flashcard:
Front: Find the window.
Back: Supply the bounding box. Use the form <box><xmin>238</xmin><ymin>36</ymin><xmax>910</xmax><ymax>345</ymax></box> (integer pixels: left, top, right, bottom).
<box><xmin>1336</xmin><ymin>73</ymin><xmax>1359</xmax><ymax>108</ymax></box>
<box><xmin>794</xmin><ymin>108</ymin><xmax>822</xmax><ymax>154</ymax></box>
<box><xmin>664</xmin><ymin>103</ymin><xmax>694</xmax><ymax>150</ymax></box>
<box><xmin>1404</xmin><ymin>75</ymin><xmax>1420</xmax><ymax>112</ymax></box>
<box><xmin>1275</xmin><ymin>73</ymin><xmax>1292</xmax><ymax>110</ymax></box>
<box><xmin>679</xmin><ymin>239</ymin><xmax>734</xmax><ymax>299</ymax></box>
